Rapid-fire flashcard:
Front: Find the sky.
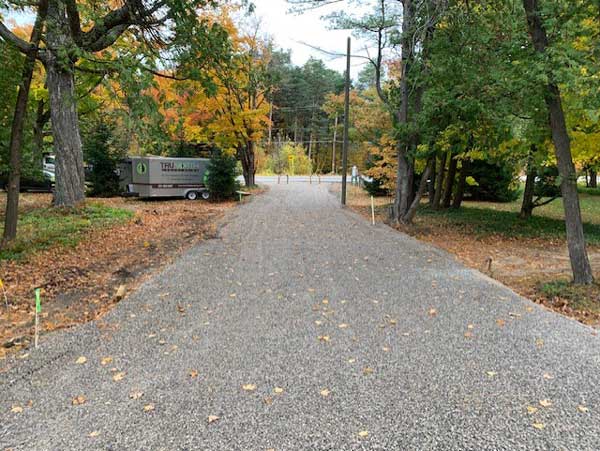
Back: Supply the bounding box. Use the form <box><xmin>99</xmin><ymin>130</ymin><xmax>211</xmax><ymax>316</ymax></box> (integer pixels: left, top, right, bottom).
<box><xmin>250</xmin><ymin>0</ymin><xmax>369</xmax><ymax>74</ymax></box>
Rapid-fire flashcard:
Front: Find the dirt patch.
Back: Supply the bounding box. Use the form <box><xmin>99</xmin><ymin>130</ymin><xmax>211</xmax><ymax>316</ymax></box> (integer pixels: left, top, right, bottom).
<box><xmin>335</xmin><ymin>184</ymin><xmax>600</xmax><ymax>328</ymax></box>
<box><xmin>0</xmin><ymin>196</ymin><xmax>237</xmax><ymax>360</ymax></box>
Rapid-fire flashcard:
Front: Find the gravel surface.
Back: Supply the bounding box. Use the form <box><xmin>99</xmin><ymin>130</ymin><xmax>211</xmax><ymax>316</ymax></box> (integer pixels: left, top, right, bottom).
<box><xmin>1</xmin><ymin>183</ymin><xmax>599</xmax><ymax>451</ymax></box>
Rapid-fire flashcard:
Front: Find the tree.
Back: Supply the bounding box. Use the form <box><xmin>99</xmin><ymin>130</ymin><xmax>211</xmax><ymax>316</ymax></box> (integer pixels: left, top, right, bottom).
<box><xmin>1</xmin><ymin>2</ymin><xmax>47</xmax><ymax>246</ymax></box>
<box><xmin>522</xmin><ymin>0</ymin><xmax>594</xmax><ymax>284</ymax></box>
<box><xmin>0</xmin><ymin>0</ymin><xmax>229</xmax><ymax>207</ymax></box>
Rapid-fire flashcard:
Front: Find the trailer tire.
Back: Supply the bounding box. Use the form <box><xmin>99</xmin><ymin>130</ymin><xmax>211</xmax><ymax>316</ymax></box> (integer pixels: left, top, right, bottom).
<box><xmin>186</xmin><ymin>191</ymin><xmax>199</xmax><ymax>201</ymax></box>
<box><xmin>201</xmin><ymin>191</ymin><xmax>210</xmax><ymax>200</ymax></box>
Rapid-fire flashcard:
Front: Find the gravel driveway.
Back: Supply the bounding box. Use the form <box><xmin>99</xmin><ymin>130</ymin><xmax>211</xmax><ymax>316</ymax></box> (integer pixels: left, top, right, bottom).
<box><xmin>1</xmin><ymin>183</ymin><xmax>599</xmax><ymax>451</ymax></box>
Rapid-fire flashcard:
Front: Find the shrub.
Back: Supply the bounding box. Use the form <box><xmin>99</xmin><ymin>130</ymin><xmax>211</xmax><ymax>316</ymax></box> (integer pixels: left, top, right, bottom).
<box><xmin>534</xmin><ymin>165</ymin><xmax>561</xmax><ymax>198</ymax></box>
<box><xmin>466</xmin><ymin>160</ymin><xmax>519</xmax><ymax>202</ymax></box>
<box><xmin>205</xmin><ymin>149</ymin><xmax>239</xmax><ymax>200</ymax></box>
<box><xmin>84</xmin><ymin>123</ymin><xmax>124</xmax><ymax>197</ymax></box>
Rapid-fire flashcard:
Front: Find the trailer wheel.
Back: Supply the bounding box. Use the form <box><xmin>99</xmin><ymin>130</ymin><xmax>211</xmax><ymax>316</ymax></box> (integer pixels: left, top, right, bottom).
<box><xmin>201</xmin><ymin>191</ymin><xmax>210</xmax><ymax>200</ymax></box>
<box><xmin>186</xmin><ymin>191</ymin><xmax>199</xmax><ymax>201</ymax></box>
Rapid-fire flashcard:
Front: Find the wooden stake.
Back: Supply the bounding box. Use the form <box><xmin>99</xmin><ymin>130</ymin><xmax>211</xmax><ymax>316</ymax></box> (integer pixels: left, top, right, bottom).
<box><xmin>371</xmin><ymin>196</ymin><xmax>376</xmax><ymax>225</ymax></box>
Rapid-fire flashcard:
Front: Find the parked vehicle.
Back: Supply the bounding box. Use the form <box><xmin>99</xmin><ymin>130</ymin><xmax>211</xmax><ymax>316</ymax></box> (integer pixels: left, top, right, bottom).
<box><xmin>118</xmin><ymin>156</ymin><xmax>210</xmax><ymax>200</ymax></box>
<box><xmin>0</xmin><ymin>172</ymin><xmax>53</xmax><ymax>193</ymax></box>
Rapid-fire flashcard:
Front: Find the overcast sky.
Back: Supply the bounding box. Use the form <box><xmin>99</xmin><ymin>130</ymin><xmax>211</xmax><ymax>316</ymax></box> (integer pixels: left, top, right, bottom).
<box><xmin>251</xmin><ymin>0</ymin><xmax>370</xmax><ymax>74</ymax></box>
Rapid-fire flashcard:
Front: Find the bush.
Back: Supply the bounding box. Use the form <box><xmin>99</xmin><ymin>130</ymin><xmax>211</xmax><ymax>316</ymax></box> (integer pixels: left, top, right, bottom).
<box><xmin>534</xmin><ymin>165</ymin><xmax>561</xmax><ymax>198</ymax></box>
<box><xmin>363</xmin><ymin>177</ymin><xmax>389</xmax><ymax>196</ymax></box>
<box><xmin>84</xmin><ymin>123</ymin><xmax>124</xmax><ymax>197</ymax></box>
<box><xmin>466</xmin><ymin>160</ymin><xmax>519</xmax><ymax>202</ymax></box>
<box><xmin>205</xmin><ymin>149</ymin><xmax>239</xmax><ymax>200</ymax></box>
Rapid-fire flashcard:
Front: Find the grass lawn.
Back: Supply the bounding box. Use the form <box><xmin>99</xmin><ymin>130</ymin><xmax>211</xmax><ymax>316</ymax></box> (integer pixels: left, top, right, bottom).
<box><xmin>0</xmin><ymin>202</ymin><xmax>134</xmax><ymax>260</ymax></box>
<box><xmin>418</xmin><ymin>193</ymin><xmax>600</xmax><ymax>245</ymax></box>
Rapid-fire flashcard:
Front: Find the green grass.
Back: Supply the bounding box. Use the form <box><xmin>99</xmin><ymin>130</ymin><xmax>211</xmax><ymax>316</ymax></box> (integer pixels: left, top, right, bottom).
<box><xmin>578</xmin><ymin>186</ymin><xmax>600</xmax><ymax>196</ymax></box>
<box><xmin>418</xmin><ymin>193</ymin><xmax>600</xmax><ymax>245</ymax></box>
<box><xmin>0</xmin><ymin>202</ymin><xmax>134</xmax><ymax>260</ymax></box>
<box><xmin>539</xmin><ymin>280</ymin><xmax>600</xmax><ymax>313</ymax></box>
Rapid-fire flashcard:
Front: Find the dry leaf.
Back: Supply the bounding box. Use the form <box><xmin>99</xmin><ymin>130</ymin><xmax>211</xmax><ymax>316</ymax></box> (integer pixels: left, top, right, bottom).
<box><xmin>101</xmin><ymin>357</ymin><xmax>113</xmax><ymax>366</ymax></box>
<box><xmin>189</xmin><ymin>370</ymin><xmax>199</xmax><ymax>379</ymax></box>
<box><xmin>578</xmin><ymin>405</ymin><xmax>589</xmax><ymax>413</ymax></box>
<box><xmin>338</xmin><ymin>323</ymin><xmax>349</xmax><ymax>329</ymax></box>
<box><xmin>320</xmin><ymin>388</ymin><xmax>331</xmax><ymax>397</ymax></box>
<box><xmin>527</xmin><ymin>406</ymin><xmax>538</xmax><ymax>414</ymax></box>
<box><xmin>486</xmin><ymin>371</ymin><xmax>497</xmax><ymax>378</ymax></box>
<box><xmin>363</xmin><ymin>367</ymin><xmax>374</xmax><ymax>375</ymax></box>
<box><xmin>536</xmin><ymin>339</ymin><xmax>545</xmax><ymax>348</ymax></box>
<box><xmin>496</xmin><ymin>319</ymin><xmax>506</xmax><ymax>328</ymax></box>
<box><xmin>208</xmin><ymin>415</ymin><xmax>220</xmax><ymax>424</ymax></box>
<box><xmin>358</xmin><ymin>431</ymin><xmax>369</xmax><ymax>438</ymax></box>
<box><xmin>129</xmin><ymin>390</ymin><xmax>144</xmax><ymax>400</ymax></box>
<box><xmin>428</xmin><ymin>308</ymin><xmax>437</xmax><ymax>317</ymax></box>
<box><xmin>532</xmin><ymin>423</ymin><xmax>546</xmax><ymax>430</ymax></box>
<box><xmin>543</xmin><ymin>373</ymin><xmax>554</xmax><ymax>380</ymax></box>
<box><xmin>143</xmin><ymin>404</ymin><xmax>155</xmax><ymax>412</ymax></box>
<box><xmin>11</xmin><ymin>405</ymin><xmax>23</xmax><ymax>414</ymax></box>
<box><xmin>72</xmin><ymin>395</ymin><xmax>87</xmax><ymax>406</ymax></box>
<box><xmin>539</xmin><ymin>399</ymin><xmax>552</xmax><ymax>408</ymax></box>
<box><xmin>315</xmin><ymin>320</ymin><xmax>323</xmax><ymax>326</ymax></box>
<box><xmin>318</xmin><ymin>335</ymin><xmax>330</xmax><ymax>343</ymax></box>
<box><xmin>242</xmin><ymin>384</ymin><xmax>257</xmax><ymax>392</ymax></box>
<box><xmin>76</xmin><ymin>356</ymin><xmax>87</xmax><ymax>365</ymax></box>
<box><xmin>89</xmin><ymin>431</ymin><xmax>100</xmax><ymax>438</ymax></box>
<box><xmin>464</xmin><ymin>331</ymin><xmax>473</xmax><ymax>338</ymax></box>
<box><xmin>274</xmin><ymin>387</ymin><xmax>284</xmax><ymax>395</ymax></box>
<box><xmin>112</xmin><ymin>372</ymin><xmax>126</xmax><ymax>382</ymax></box>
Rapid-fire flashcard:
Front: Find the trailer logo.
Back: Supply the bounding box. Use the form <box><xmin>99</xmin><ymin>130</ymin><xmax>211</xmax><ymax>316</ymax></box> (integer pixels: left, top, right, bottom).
<box><xmin>160</xmin><ymin>161</ymin><xmax>201</xmax><ymax>172</ymax></box>
<box><xmin>136</xmin><ymin>162</ymin><xmax>148</xmax><ymax>175</ymax></box>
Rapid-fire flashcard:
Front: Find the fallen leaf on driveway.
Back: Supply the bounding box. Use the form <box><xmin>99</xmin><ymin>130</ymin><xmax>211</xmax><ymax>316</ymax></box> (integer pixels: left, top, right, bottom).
<box><xmin>112</xmin><ymin>372</ymin><xmax>126</xmax><ymax>382</ymax></box>
<box><xmin>363</xmin><ymin>367</ymin><xmax>374</xmax><ymax>375</ymax></box>
<box><xmin>72</xmin><ymin>395</ymin><xmax>87</xmax><ymax>406</ymax></box>
<box><xmin>320</xmin><ymin>388</ymin><xmax>331</xmax><ymax>397</ymax></box>
<box><xmin>143</xmin><ymin>404</ymin><xmax>155</xmax><ymax>412</ymax></box>
<box><xmin>89</xmin><ymin>431</ymin><xmax>100</xmax><ymax>438</ymax></box>
<box><xmin>318</xmin><ymin>335</ymin><xmax>330</xmax><ymax>343</ymax></box>
<box><xmin>11</xmin><ymin>405</ymin><xmax>23</xmax><ymax>414</ymax></box>
<box><xmin>129</xmin><ymin>390</ymin><xmax>144</xmax><ymax>400</ymax></box>
<box><xmin>486</xmin><ymin>371</ymin><xmax>497</xmax><ymax>378</ymax></box>
<box><xmin>536</xmin><ymin>339</ymin><xmax>544</xmax><ymax>348</ymax></box>
<box><xmin>338</xmin><ymin>323</ymin><xmax>349</xmax><ymax>329</ymax></box>
<box><xmin>208</xmin><ymin>415</ymin><xmax>220</xmax><ymax>424</ymax></box>
<box><xmin>539</xmin><ymin>399</ymin><xmax>552</xmax><ymax>408</ymax></box>
<box><xmin>189</xmin><ymin>370</ymin><xmax>199</xmax><ymax>379</ymax></box>
<box><xmin>527</xmin><ymin>406</ymin><xmax>538</xmax><ymax>414</ymax></box>
<box><xmin>543</xmin><ymin>373</ymin><xmax>554</xmax><ymax>380</ymax></box>
<box><xmin>578</xmin><ymin>405</ymin><xmax>589</xmax><ymax>413</ymax></box>
<box><xmin>76</xmin><ymin>356</ymin><xmax>87</xmax><ymax>364</ymax></box>
<box><xmin>428</xmin><ymin>308</ymin><xmax>437</xmax><ymax>317</ymax></box>
<box><xmin>274</xmin><ymin>387</ymin><xmax>284</xmax><ymax>394</ymax></box>
<box><xmin>358</xmin><ymin>430</ymin><xmax>369</xmax><ymax>438</ymax></box>
<box><xmin>242</xmin><ymin>384</ymin><xmax>257</xmax><ymax>392</ymax></box>
<box><xmin>496</xmin><ymin>319</ymin><xmax>505</xmax><ymax>328</ymax></box>
<box><xmin>532</xmin><ymin>423</ymin><xmax>546</xmax><ymax>430</ymax></box>
<box><xmin>101</xmin><ymin>357</ymin><xmax>113</xmax><ymax>366</ymax></box>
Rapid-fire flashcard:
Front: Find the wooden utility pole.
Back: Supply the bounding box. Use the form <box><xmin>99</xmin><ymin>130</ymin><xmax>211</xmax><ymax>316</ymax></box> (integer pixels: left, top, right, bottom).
<box><xmin>341</xmin><ymin>37</ymin><xmax>351</xmax><ymax>206</ymax></box>
<box><xmin>332</xmin><ymin>113</ymin><xmax>338</xmax><ymax>174</ymax></box>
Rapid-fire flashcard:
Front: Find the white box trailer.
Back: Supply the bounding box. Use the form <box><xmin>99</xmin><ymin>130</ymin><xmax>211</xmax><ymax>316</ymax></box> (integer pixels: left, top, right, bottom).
<box><xmin>119</xmin><ymin>156</ymin><xmax>210</xmax><ymax>200</ymax></box>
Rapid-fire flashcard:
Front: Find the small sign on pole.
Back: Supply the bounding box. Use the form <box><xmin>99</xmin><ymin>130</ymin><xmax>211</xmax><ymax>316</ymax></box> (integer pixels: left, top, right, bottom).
<box><xmin>34</xmin><ymin>288</ymin><xmax>41</xmax><ymax>348</ymax></box>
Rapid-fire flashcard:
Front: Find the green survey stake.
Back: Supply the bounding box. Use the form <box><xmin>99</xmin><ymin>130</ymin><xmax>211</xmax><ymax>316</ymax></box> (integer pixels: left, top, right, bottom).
<box><xmin>35</xmin><ymin>288</ymin><xmax>41</xmax><ymax>313</ymax></box>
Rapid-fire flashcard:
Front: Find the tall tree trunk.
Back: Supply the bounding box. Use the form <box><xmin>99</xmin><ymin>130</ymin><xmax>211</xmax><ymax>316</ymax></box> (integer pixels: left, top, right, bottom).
<box><xmin>452</xmin><ymin>160</ymin><xmax>469</xmax><ymax>209</ymax></box>
<box><xmin>2</xmin><ymin>1</ymin><xmax>48</xmax><ymax>246</ymax></box>
<box><xmin>392</xmin><ymin>0</ymin><xmax>413</xmax><ymax>222</ymax></box>
<box><xmin>591</xmin><ymin>168</ymin><xmax>598</xmax><ymax>188</ymax></box>
<box><xmin>402</xmin><ymin>159</ymin><xmax>433</xmax><ymax>224</ymax></box>
<box><xmin>520</xmin><ymin>149</ymin><xmax>537</xmax><ymax>220</ymax></box>
<box><xmin>46</xmin><ymin>0</ymin><xmax>85</xmax><ymax>207</ymax></box>
<box><xmin>239</xmin><ymin>141</ymin><xmax>256</xmax><ymax>187</ymax></box>
<box><xmin>523</xmin><ymin>0</ymin><xmax>593</xmax><ymax>285</ymax></box>
<box><xmin>33</xmin><ymin>99</ymin><xmax>50</xmax><ymax>166</ymax></box>
<box><xmin>442</xmin><ymin>153</ymin><xmax>457</xmax><ymax>209</ymax></box>
<box><xmin>432</xmin><ymin>151</ymin><xmax>447</xmax><ymax>210</ymax></box>
<box><xmin>428</xmin><ymin>152</ymin><xmax>436</xmax><ymax>205</ymax></box>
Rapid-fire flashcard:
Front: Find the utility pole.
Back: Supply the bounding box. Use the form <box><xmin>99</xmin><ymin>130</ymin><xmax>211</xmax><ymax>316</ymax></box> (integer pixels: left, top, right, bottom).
<box><xmin>332</xmin><ymin>113</ymin><xmax>338</xmax><ymax>174</ymax></box>
<box><xmin>341</xmin><ymin>37</ymin><xmax>351</xmax><ymax>206</ymax></box>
